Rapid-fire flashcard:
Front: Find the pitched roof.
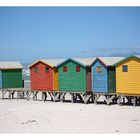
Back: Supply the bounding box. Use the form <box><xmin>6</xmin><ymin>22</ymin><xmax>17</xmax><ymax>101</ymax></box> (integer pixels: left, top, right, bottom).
<box><xmin>113</xmin><ymin>55</ymin><xmax>140</xmax><ymax>66</ymax></box>
<box><xmin>29</xmin><ymin>59</ymin><xmax>65</xmax><ymax>68</ymax></box>
<box><xmin>93</xmin><ymin>57</ymin><xmax>125</xmax><ymax>67</ymax></box>
<box><xmin>43</xmin><ymin>59</ymin><xmax>65</xmax><ymax>67</ymax></box>
<box><xmin>0</xmin><ymin>62</ymin><xmax>23</xmax><ymax>69</ymax></box>
<box><xmin>73</xmin><ymin>57</ymin><xmax>96</xmax><ymax>66</ymax></box>
<box><xmin>56</xmin><ymin>57</ymin><xmax>96</xmax><ymax>67</ymax></box>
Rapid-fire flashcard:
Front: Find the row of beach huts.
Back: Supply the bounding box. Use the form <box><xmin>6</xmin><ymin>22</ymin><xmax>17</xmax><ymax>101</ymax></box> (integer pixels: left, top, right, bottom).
<box><xmin>0</xmin><ymin>55</ymin><xmax>140</xmax><ymax>106</ymax></box>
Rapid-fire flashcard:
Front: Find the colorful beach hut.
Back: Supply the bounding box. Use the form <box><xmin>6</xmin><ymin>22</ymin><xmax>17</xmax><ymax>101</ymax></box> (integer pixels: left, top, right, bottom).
<box><xmin>56</xmin><ymin>57</ymin><xmax>96</xmax><ymax>92</ymax></box>
<box><xmin>29</xmin><ymin>59</ymin><xmax>64</xmax><ymax>90</ymax></box>
<box><xmin>113</xmin><ymin>55</ymin><xmax>140</xmax><ymax>95</ymax></box>
<box><xmin>0</xmin><ymin>62</ymin><xmax>23</xmax><ymax>88</ymax></box>
<box><xmin>91</xmin><ymin>57</ymin><xmax>124</xmax><ymax>93</ymax></box>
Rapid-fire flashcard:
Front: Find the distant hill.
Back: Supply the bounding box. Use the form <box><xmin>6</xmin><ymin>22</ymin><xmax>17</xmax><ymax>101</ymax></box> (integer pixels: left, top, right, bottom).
<box><xmin>109</xmin><ymin>52</ymin><xmax>140</xmax><ymax>57</ymax></box>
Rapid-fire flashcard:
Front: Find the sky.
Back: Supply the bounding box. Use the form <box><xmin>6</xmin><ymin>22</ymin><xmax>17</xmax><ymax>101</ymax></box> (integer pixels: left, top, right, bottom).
<box><xmin>0</xmin><ymin>7</ymin><xmax>140</xmax><ymax>63</ymax></box>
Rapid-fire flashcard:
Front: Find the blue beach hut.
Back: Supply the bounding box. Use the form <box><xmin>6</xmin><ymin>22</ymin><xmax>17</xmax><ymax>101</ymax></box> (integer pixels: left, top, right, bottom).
<box><xmin>91</xmin><ymin>57</ymin><xmax>124</xmax><ymax>94</ymax></box>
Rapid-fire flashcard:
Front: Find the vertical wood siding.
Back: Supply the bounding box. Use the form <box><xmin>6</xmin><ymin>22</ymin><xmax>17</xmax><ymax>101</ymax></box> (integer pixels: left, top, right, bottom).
<box><xmin>53</xmin><ymin>68</ymin><xmax>58</xmax><ymax>90</ymax></box>
<box><xmin>116</xmin><ymin>58</ymin><xmax>140</xmax><ymax>94</ymax></box>
<box><xmin>58</xmin><ymin>60</ymin><xmax>86</xmax><ymax>92</ymax></box>
<box><xmin>92</xmin><ymin>61</ymin><xmax>108</xmax><ymax>93</ymax></box>
<box><xmin>86</xmin><ymin>66</ymin><xmax>92</xmax><ymax>92</ymax></box>
<box><xmin>30</xmin><ymin>62</ymin><xmax>54</xmax><ymax>90</ymax></box>
<box><xmin>0</xmin><ymin>70</ymin><xmax>2</xmax><ymax>88</ymax></box>
<box><xmin>107</xmin><ymin>67</ymin><xmax>116</xmax><ymax>93</ymax></box>
<box><xmin>2</xmin><ymin>69</ymin><xmax>22</xmax><ymax>88</ymax></box>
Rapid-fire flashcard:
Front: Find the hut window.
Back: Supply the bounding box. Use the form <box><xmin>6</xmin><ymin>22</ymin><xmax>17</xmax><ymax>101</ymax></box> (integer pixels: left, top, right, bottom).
<box><xmin>34</xmin><ymin>67</ymin><xmax>38</xmax><ymax>73</ymax></box>
<box><xmin>96</xmin><ymin>66</ymin><xmax>102</xmax><ymax>72</ymax></box>
<box><xmin>45</xmin><ymin>67</ymin><xmax>49</xmax><ymax>73</ymax></box>
<box><xmin>122</xmin><ymin>65</ymin><xmax>128</xmax><ymax>72</ymax></box>
<box><xmin>76</xmin><ymin>65</ymin><xmax>80</xmax><ymax>72</ymax></box>
<box><xmin>63</xmin><ymin>66</ymin><xmax>67</xmax><ymax>72</ymax></box>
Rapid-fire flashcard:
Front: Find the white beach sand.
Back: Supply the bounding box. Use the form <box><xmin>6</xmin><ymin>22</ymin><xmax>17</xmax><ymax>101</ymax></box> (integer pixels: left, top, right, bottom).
<box><xmin>0</xmin><ymin>93</ymin><xmax>140</xmax><ymax>133</ymax></box>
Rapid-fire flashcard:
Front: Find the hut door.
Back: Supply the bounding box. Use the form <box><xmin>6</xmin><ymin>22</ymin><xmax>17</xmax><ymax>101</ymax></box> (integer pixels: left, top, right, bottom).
<box><xmin>86</xmin><ymin>67</ymin><xmax>91</xmax><ymax>92</ymax></box>
<box><xmin>107</xmin><ymin>67</ymin><xmax>116</xmax><ymax>93</ymax></box>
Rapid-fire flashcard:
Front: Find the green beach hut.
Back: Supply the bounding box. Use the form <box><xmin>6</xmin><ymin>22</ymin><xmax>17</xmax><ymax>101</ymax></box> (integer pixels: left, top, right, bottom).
<box><xmin>56</xmin><ymin>57</ymin><xmax>95</xmax><ymax>92</ymax></box>
<box><xmin>0</xmin><ymin>62</ymin><xmax>23</xmax><ymax>88</ymax></box>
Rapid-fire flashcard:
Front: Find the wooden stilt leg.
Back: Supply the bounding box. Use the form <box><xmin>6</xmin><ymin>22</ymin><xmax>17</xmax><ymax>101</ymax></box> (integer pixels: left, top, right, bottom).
<box><xmin>71</xmin><ymin>93</ymin><xmax>74</xmax><ymax>103</ymax></box>
<box><xmin>42</xmin><ymin>92</ymin><xmax>44</xmax><ymax>101</ymax></box>
<box><xmin>17</xmin><ymin>91</ymin><xmax>19</xmax><ymax>100</ymax></box>
<box><xmin>91</xmin><ymin>94</ymin><xmax>94</xmax><ymax>103</ymax></box>
<box><xmin>45</xmin><ymin>92</ymin><xmax>47</xmax><ymax>101</ymax></box>
<box><xmin>133</xmin><ymin>97</ymin><xmax>136</xmax><ymax>107</ymax></box>
<box><xmin>94</xmin><ymin>94</ymin><xmax>100</xmax><ymax>104</ymax></box>
<box><xmin>2</xmin><ymin>90</ymin><xmax>4</xmax><ymax>100</ymax></box>
<box><xmin>123</xmin><ymin>97</ymin><xmax>125</xmax><ymax>104</ymax></box>
<box><xmin>8</xmin><ymin>91</ymin><xmax>11</xmax><ymax>100</ymax></box>
<box><xmin>117</xmin><ymin>95</ymin><xmax>123</xmax><ymax>105</ymax></box>
<box><xmin>11</xmin><ymin>91</ymin><xmax>14</xmax><ymax>99</ymax></box>
<box><xmin>60</xmin><ymin>92</ymin><xmax>65</xmax><ymax>103</ymax></box>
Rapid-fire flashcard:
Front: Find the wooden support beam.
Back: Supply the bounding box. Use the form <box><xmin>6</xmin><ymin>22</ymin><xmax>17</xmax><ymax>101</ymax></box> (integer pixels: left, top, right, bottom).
<box><xmin>25</xmin><ymin>91</ymin><xmax>30</xmax><ymax>101</ymax></box>
<box><xmin>33</xmin><ymin>91</ymin><xmax>38</xmax><ymax>100</ymax></box>
<box><xmin>54</xmin><ymin>92</ymin><xmax>60</xmax><ymax>101</ymax></box>
<box><xmin>90</xmin><ymin>94</ymin><xmax>94</xmax><ymax>103</ymax></box>
<box><xmin>48</xmin><ymin>92</ymin><xmax>55</xmax><ymax>102</ymax></box>
<box><xmin>94</xmin><ymin>94</ymin><xmax>100</xmax><ymax>104</ymax></box>
<box><xmin>42</xmin><ymin>92</ymin><xmax>46</xmax><ymax>102</ymax></box>
<box><xmin>1</xmin><ymin>90</ymin><xmax>3</xmax><ymax>99</ymax></box>
<box><xmin>2</xmin><ymin>90</ymin><xmax>8</xmax><ymax>100</ymax></box>
<box><xmin>123</xmin><ymin>97</ymin><xmax>125</xmax><ymax>104</ymax></box>
<box><xmin>17</xmin><ymin>91</ymin><xmax>19</xmax><ymax>100</ymax></box>
<box><xmin>8</xmin><ymin>91</ymin><xmax>15</xmax><ymax>100</ymax></box>
<box><xmin>133</xmin><ymin>97</ymin><xmax>136</xmax><ymax>107</ymax></box>
<box><xmin>60</xmin><ymin>92</ymin><xmax>66</xmax><ymax>102</ymax></box>
<box><xmin>104</xmin><ymin>95</ymin><xmax>115</xmax><ymax>105</ymax></box>
<box><xmin>71</xmin><ymin>93</ymin><xmax>74</xmax><ymax>103</ymax></box>
<box><xmin>86</xmin><ymin>95</ymin><xmax>92</xmax><ymax>104</ymax></box>
<box><xmin>117</xmin><ymin>95</ymin><xmax>123</xmax><ymax>105</ymax></box>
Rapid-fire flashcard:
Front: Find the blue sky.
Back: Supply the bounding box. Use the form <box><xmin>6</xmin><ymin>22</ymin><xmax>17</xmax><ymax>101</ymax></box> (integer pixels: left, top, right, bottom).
<box><xmin>0</xmin><ymin>7</ymin><xmax>140</xmax><ymax>63</ymax></box>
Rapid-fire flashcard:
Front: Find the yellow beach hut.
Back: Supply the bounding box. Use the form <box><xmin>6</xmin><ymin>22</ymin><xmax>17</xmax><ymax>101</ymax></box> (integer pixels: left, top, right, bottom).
<box><xmin>113</xmin><ymin>55</ymin><xmax>140</xmax><ymax>95</ymax></box>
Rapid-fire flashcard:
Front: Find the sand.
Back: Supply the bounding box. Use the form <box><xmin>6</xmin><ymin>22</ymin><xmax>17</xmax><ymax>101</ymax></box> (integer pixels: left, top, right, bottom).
<box><xmin>0</xmin><ymin>94</ymin><xmax>140</xmax><ymax>134</ymax></box>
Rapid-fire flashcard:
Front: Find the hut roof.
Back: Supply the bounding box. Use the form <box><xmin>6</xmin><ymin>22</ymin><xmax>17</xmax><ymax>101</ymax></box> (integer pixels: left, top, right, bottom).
<box><xmin>56</xmin><ymin>57</ymin><xmax>96</xmax><ymax>68</ymax></box>
<box><xmin>113</xmin><ymin>55</ymin><xmax>140</xmax><ymax>66</ymax></box>
<box><xmin>73</xmin><ymin>57</ymin><xmax>96</xmax><ymax>66</ymax></box>
<box><xmin>29</xmin><ymin>59</ymin><xmax>65</xmax><ymax>68</ymax></box>
<box><xmin>0</xmin><ymin>62</ymin><xmax>23</xmax><ymax>69</ymax></box>
<box><xmin>91</xmin><ymin>57</ymin><xmax>124</xmax><ymax>67</ymax></box>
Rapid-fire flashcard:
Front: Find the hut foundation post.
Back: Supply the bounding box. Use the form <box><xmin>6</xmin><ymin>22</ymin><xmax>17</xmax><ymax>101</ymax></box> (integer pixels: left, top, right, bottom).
<box><xmin>123</xmin><ymin>97</ymin><xmax>125</xmax><ymax>104</ymax></box>
<box><xmin>60</xmin><ymin>92</ymin><xmax>66</xmax><ymax>103</ymax></box>
<box><xmin>35</xmin><ymin>92</ymin><xmax>38</xmax><ymax>100</ymax></box>
<box><xmin>2</xmin><ymin>90</ymin><xmax>5</xmax><ymax>100</ymax></box>
<box><xmin>133</xmin><ymin>97</ymin><xmax>136</xmax><ymax>107</ymax></box>
<box><xmin>138</xmin><ymin>97</ymin><xmax>140</xmax><ymax>105</ymax></box>
<box><xmin>117</xmin><ymin>95</ymin><xmax>123</xmax><ymax>105</ymax></box>
<box><xmin>55</xmin><ymin>92</ymin><xmax>60</xmax><ymax>102</ymax></box>
<box><xmin>45</xmin><ymin>92</ymin><xmax>47</xmax><ymax>101</ymax></box>
<box><xmin>42</xmin><ymin>92</ymin><xmax>46</xmax><ymax>102</ymax></box>
<box><xmin>91</xmin><ymin>93</ymin><xmax>94</xmax><ymax>103</ymax></box>
<box><xmin>85</xmin><ymin>93</ymin><xmax>92</xmax><ymax>104</ymax></box>
<box><xmin>49</xmin><ymin>92</ymin><xmax>55</xmax><ymax>102</ymax></box>
<box><xmin>94</xmin><ymin>94</ymin><xmax>100</xmax><ymax>104</ymax></box>
<box><xmin>106</xmin><ymin>95</ymin><xmax>115</xmax><ymax>105</ymax></box>
<box><xmin>71</xmin><ymin>93</ymin><xmax>74</xmax><ymax>103</ymax></box>
<box><xmin>9</xmin><ymin>91</ymin><xmax>14</xmax><ymax>100</ymax></box>
<box><xmin>26</xmin><ymin>91</ymin><xmax>30</xmax><ymax>101</ymax></box>
<box><xmin>33</xmin><ymin>91</ymin><xmax>38</xmax><ymax>100</ymax></box>
<box><xmin>42</xmin><ymin>92</ymin><xmax>44</xmax><ymax>101</ymax></box>
<box><xmin>17</xmin><ymin>91</ymin><xmax>19</xmax><ymax>100</ymax></box>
